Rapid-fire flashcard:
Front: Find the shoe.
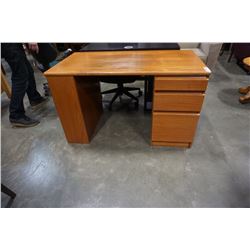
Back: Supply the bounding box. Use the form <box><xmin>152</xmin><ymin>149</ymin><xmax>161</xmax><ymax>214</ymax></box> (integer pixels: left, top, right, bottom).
<box><xmin>239</xmin><ymin>91</ymin><xmax>250</xmax><ymax>104</ymax></box>
<box><xmin>238</xmin><ymin>86</ymin><xmax>250</xmax><ymax>94</ymax></box>
<box><xmin>10</xmin><ymin>116</ymin><xmax>40</xmax><ymax>127</ymax></box>
<box><xmin>30</xmin><ymin>97</ymin><xmax>48</xmax><ymax>108</ymax></box>
<box><xmin>43</xmin><ymin>83</ymin><xmax>51</xmax><ymax>96</ymax></box>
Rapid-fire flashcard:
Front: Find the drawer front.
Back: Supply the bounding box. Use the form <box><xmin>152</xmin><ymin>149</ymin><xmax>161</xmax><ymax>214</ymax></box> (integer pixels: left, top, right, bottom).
<box><xmin>154</xmin><ymin>77</ymin><xmax>208</xmax><ymax>92</ymax></box>
<box><xmin>152</xmin><ymin>112</ymin><xmax>200</xmax><ymax>143</ymax></box>
<box><xmin>153</xmin><ymin>92</ymin><xmax>205</xmax><ymax>112</ymax></box>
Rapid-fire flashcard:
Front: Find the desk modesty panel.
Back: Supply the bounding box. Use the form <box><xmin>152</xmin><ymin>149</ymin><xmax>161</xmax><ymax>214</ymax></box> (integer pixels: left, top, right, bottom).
<box><xmin>45</xmin><ymin>50</ymin><xmax>210</xmax><ymax>148</ymax></box>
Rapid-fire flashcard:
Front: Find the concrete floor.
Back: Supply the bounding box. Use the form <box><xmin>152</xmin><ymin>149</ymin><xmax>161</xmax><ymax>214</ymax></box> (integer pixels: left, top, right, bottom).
<box><xmin>1</xmin><ymin>52</ymin><xmax>250</xmax><ymax>207</ymax></box>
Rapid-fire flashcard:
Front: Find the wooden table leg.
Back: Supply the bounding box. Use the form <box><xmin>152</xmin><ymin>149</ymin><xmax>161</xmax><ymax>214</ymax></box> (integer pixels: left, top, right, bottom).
<box><xmin>47</xmin><ymin>76</ymin><xmax>103</xmax><ymax>143</ymax></box>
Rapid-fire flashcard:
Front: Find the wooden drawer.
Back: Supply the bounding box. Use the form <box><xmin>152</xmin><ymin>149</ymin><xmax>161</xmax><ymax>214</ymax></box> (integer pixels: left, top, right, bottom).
<box><xmin>154</xmin><ymin>77</ymin><xmax>208</xmax><ymax>92</ymax></box>
<box><xmin>153</xmin><ymin>92</ymin><xmax>205</xmax><ymax>112</ymax></box>
<box><xmin>152</xmin><ymin>112</ymin><xmax>200</xmax><ymax>143</ymax></box>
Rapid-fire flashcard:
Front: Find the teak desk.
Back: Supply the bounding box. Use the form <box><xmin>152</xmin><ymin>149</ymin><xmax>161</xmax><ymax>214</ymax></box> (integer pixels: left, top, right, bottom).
<box><xmin>45</xmin><ymin>50</ymin><xmax>210</xmax><ymax>148</ymax></box>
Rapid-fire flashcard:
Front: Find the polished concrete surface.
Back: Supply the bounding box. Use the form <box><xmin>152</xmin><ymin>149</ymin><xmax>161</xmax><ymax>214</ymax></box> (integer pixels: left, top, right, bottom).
<box><xmin>1</xmin><ymin>53</ymin><xmax>250</xmax><ymax>207</ymax></box>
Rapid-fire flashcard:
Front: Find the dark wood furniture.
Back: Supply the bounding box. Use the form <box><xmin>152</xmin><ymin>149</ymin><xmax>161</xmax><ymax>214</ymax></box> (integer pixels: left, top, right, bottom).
<box><xmin>80</xmin><ymin>43</ymin><xmax>180</xmax><ymax>52</ymax></box>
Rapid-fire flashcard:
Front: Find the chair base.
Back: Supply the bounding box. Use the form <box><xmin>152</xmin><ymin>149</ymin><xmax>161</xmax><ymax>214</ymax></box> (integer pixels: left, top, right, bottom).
<box><xmin>102</xmin><ymin>83</ymin><xmax>142</xmax><ymax>110</ymax></box>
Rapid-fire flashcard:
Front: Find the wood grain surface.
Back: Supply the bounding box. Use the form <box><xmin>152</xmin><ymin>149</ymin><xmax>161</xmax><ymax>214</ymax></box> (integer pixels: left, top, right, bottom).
<box><xmin>47</xmin><ymin>76</ymin><xmax>103</xmax><ymax>143</ymax></box>
<box><xmin>44</xmin><ymin>50</ymin><xmax>210</xmax><ymax>77</ymax></box>
<box><xmin>154</xmin><ymin>76</ymin><xmax>208</xmax><ymax>92</ymax></box>
<box><xmin>45</xmin><ymin>50</ymin><xmax>210</xmax><ymax>147</ymax></box>
<box><xmin>151</xmin><ymin>112</ymin><xmax>200</xmax><ymax>143</ymax></box>
<box><xmin>153</xmin><ymin>92</ymin><xmax>205</xmax><ymax>112</ymax></box>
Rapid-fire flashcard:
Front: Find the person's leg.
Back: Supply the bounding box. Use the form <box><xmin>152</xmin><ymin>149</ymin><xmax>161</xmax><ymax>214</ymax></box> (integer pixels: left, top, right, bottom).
<box><xmin>24</xmin><ymin>55</ymin><xmax>48</xmax><ymax>107</ymax></box>
<box><xmin>2</xmin><ymin>43</ymin><xmax>29</xmax><ymax>119</ymax></box>
<box><xmin>24</xmin><ymin>56</ymin><xmax>44</xmax><ymax>102</ymax></box>
<box><xmin>1</xmin><ymin>43</ymin><xmax>39</xmax><ymax>126</ymax></box>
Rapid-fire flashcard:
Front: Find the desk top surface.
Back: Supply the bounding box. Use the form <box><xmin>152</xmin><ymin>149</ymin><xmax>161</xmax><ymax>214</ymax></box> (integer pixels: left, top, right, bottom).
<box><xmin>45</xmin><ymin>50</ymin><xmax>210</xmax><ymax>77</ymax></box>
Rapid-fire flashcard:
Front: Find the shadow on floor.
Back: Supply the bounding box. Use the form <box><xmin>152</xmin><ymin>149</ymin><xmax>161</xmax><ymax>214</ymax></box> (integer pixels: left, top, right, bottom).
<box><xmin>218</xmin><ymin>55</ymin><xmax>248</xmax><ymax>76</ymax></box>
<box><xmin>1</xmin><ymin>193</ymin><xmax>16</xmax><ymax>208</ymax></box>
<box><xmin>217</xmin><ymin>88</ymin><xmax>250</xmax><ymax>109</ymax></box>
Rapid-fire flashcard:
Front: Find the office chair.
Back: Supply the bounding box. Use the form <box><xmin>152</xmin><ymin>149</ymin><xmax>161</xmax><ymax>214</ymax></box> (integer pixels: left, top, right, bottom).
<box><xmin>101</xmin><ymin>76</ymin><xmax>143</xmax><ymax>110</ymax></box>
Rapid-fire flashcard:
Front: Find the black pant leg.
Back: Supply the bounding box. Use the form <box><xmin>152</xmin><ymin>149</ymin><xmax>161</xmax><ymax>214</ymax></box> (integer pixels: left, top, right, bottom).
<box><xmin>1</xmin><ymin>43</ymin><xmax>42</xmax><ymax>119</ymax></box>
<box><xmin>24</xmin><ymin>57</ymin><xmax>42</xmax><ymax>102</ymax></box>
<box><xmin>2</xmin><ymin>43</ymin><xmax>28</xmax><ymax>119</ymax></box>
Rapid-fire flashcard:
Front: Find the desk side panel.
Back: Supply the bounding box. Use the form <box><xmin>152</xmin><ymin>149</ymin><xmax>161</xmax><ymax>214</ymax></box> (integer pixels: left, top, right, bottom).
<box><xmin>47</xmin><ymin>76</ymin><xmax>102</xmax><ymax>143</ymax></box>
<box><xmin>75</xmin><ymin>76</ymin><xmax>103</xmax><ymax>139</ymax></box>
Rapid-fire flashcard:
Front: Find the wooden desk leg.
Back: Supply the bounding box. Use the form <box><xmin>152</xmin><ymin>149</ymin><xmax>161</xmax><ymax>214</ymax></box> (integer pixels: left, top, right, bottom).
<box><xmin>47</xmin><ymin>76</ymin><xmax>103</xmax><ymax>144</ymax></box>
<box><xmin>1</xmin><ymin>71</ymin><xmax>12</xmax><ymax>98</ymax></box>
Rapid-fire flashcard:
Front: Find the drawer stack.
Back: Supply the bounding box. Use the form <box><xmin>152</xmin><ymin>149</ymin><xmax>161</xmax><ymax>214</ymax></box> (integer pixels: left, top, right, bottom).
<box><xmin>151</xmin><ymin>76</ymin><xmax>208</xmax><ymax>148</ymax></box>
